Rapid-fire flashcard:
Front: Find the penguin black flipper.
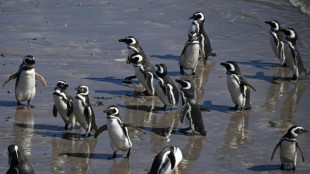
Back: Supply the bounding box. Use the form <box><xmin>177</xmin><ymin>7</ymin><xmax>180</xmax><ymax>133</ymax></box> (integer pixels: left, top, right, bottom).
<box><xmin>296</xmin><ymin>142</ymin><xmax>305</xmax><ymax>162</ymax></box>
<box><xmin>35</xmin><ymin>72</ymin><xmax>47</xmax><ymax>89</ymax></box>
<box><xmin>241</xmin><ymin>81</ymin><xmax>256</xmax><ymax>92</ymax></box>
<box><xmin>53</xmin><ymin>104</ymin><xmax>58</xmax><ymax>118</ymax></box>
<box><xmin>123</xmin><ymin>123</ymin><xmax>146</xmax><ymax>134</ymax></box>
<box><xmin>271</xmin><ymin>139</ymin><xmax>284</xmax><ymax>161</ymax></box>
<box><xmin>2</xmin><ymin>72</ymin><xmax>18</xmax><ymax>87</ymax></box>
<box><xmin>94</xmin><ymin>125</ymin><xmax>107</xmax><ymax>138</ymax></box>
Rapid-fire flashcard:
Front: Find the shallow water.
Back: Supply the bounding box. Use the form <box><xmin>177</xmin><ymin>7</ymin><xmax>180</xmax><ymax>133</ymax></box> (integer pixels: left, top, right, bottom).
<box><xmin>0</xmin><ymin>0</ymin><xmax>310</xmax><ymax>173</ymax></box>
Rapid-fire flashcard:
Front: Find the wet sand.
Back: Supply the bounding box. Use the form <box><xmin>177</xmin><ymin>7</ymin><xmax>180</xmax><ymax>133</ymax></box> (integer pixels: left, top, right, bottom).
<box><xmin>1</xmin><ymin>0</ymin><xmax>310</xmax><ymax>173</ymax></box>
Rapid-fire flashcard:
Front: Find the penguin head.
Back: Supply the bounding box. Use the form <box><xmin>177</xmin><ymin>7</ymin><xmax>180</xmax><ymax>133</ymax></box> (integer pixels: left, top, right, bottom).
<box><xmin>119</xmin><ymin>36</ymin><xmax>137</xmax><ymax>46</ymax></box>
<box><xmin>220</xmin><ymin>61</ymin><xmax>242</xmax><ymax>76</ymax></box>
<box><xmin>56</xmin><ymin>80</ymin><xmax>69</xmax><ymax>90</ymax></box>
<box><xmin>265</xmin><ymin>20</ymin><xmax>281</xmax><ymax>31</ymax></box>
<box><xmin>23</xmin><ymin>55</ymin><xmax>35</xmax><ymax>66</ymax></box>
<box><xmin>286</xmin><ymin>125</ymin><xmax>308</xmax><ymax>138</ymax></box>
<box><xmin>7</xmin><ymin>144</ymin><xmax>20</xmax><ymax>164</ymax></box>
<box><xmin>155</xmin><ymin>64</ymin><xmax>167</xmax><ymax>77</ymax></box>
<box><xmin>104</xmin><ymin>105</ymin><xmax>120</xmax><ymax>117</ymax></box>
<box><xmin>175</xmin><ymin>79</ymin><xmax>195</xmax><ymax>98</ymax></box>
<box><xmin>189</xmin><ymin>12</ymin><xmax>205</xmax><ymax>22</ymax></box>
<box><xmin>75</xmin><ymin>85</ymin><xmax>89</xmax><ymax>95</ymax></box>
<box><xmin>280</xmin><ymin>28</ymin><xmax>298</xmax><ymax>43</ymax></box>
<box><xmin>129</xmin><ymin>52</ymin><xmax>144</xmax><ymax>65</ymax></box>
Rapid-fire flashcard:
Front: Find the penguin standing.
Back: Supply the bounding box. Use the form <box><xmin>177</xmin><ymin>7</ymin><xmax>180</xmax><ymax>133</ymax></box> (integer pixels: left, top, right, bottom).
<box><xmin>7</xmin><ymin>144</ymin><xmax>34</xmax><ymax>174</ymax></box>
<box><xmin>128</xmin><ymin>52</ymin><xmax>156</xmax><ymax>96</ymax></box>
<box><xmin>271</xmin><ymin>126</ymin><xmax>308</xmax><ymax>170</ymax></box>
<box><xmin>175</xmin><ymin>79</ymin><xmax>206</xmax><ymax>136</ymax></box>
<box><xmin>3</xmin><ymin>55</ymin><xmax>47</xmax><ymax>108</ymax></box>
<box><xmin>280</xmin><ymin>28</ymin><xmax>309</xmax><ymax>80</ymax></box>
<box><xmin>154</xmin><ymin>64</ymin><xmax>179</xmax><ymax>110</ymax></box>
<box><xmin>189</xmin><ymin>12</ymin><xmax>216</xmax><ymax>63</ymax></box>
<box><xmin>220</xmin><ymin>61</ymin><xmax>256</xmax><ymax>111</ymax></box>
<box><xmin>265</xmin><ymin>20</ymin><xmax>287</xmax><ymax>67</ymax></box>
<box><xmin>53</xmin><ymin>80</ymin><xmax>77</xmax><ymax>130</ymax></box>
<box><xmin>95</xmin><ymin>105</ymin><xmax>144</xmax><ymax>159</ymax></box>
<box><xmin>149</xmin><ymin>146</ymin><xmax>183</xmax><ymax>174</ymax></box>
<box><xmin>119</xmin><ymin>36</ymin><xmax>154</xmax><ymax>81</ymax></box>
<box><xmin>179</xmin><ymin>32</ymin><xmax>204</xmax><ymax>76</ymax></box>
<box><xmin>73</xmin><ymin>85</ymin><xmax>97</xmax><ymax>137</ymax></box>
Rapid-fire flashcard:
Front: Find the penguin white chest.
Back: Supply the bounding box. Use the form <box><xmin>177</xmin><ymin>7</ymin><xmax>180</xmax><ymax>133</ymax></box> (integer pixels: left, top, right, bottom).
<box><xmin>16</xmin><ymin>69</ymin><xmax>36</xmax><ymax>101</ymax></box>
<box><xmin>53</xmin><ymin>95</ymin><xmax>70</xmax><ymax>122</ymax></box>
<box><xmin>107</xmin><ymin>119</ymin><xmax>132</xmax><ymax>151</ymax></box>
<box><xmin>226</xmin><ymin>74</ymin><xmax>245</xmax><ymax>107</ymax></box>
<box><xmin>73</xmin><ymin>99</ymin><xmax>88</xmax><ymax>129</ymax></box>
<box><xmin>280</xmin><ymin>141</ymin><xmax>297</xmax><ymax>163</ymax></box>
<box><xmin>180</xmin><ymin>43</ymin><xmax>200</xmax><ymax>70</ymax></box>
<box><xmin>154</xmin><ymin>79</ymin><xmax>170</xmax><ymax>106</ymax></box>
<box><xmin>283</xmin><ymin>43</ymin><xmax>298</xmax><ymax>72</ymax></box>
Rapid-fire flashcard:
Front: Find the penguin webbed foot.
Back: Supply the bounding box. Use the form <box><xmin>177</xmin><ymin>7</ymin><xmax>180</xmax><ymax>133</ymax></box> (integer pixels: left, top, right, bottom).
<box><xmin>17</xmin><ymin>102</ymin><xmax>25</xmax><ymax>109</ymax></box>
<box><xmin>179</xmin><ymin>127</ymin><xmax>191</xmax><ymax>135</ymax></box>
<box><xmin>180</xmin><ymin>66</ymin><xmax>184</xmax><ymax>75</ymax></box>
<box><xmin>291</xmin><ymin>74</ymin><xmax>298</xmax><ymax>81</ymax></box>
<box><xmin>280</xmin><ymin>164</ymin><xmax>285</xmax><ymax>170</ymax></box>
<box><xmin>125</xmin><ymin>148</ymin><xmax>131</xmax><ymax>159</ymax></box>
<box><xmin>229</xmin><ymin>105</ymin><xmax>239</xmax><ymax>111</ymax></box>
<box><xmin>108</xmin><ymin>152</ymin><xmax>117</xmax><ymax>160</ymax></box>
<box><xmin>64</xmin><ymin>124</ymin><xmax>69</xmax><ymax>131</ymax></box>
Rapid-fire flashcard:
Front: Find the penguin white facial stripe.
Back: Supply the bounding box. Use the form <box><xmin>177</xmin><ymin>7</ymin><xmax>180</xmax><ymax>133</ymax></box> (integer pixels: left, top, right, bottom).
<box><xmin>79</xmin><ymin>86</ymin><xmax>89</xmax><ymax>95</ymax></box>
<box><xmin>14</xmin><ymin>145</ymin><xmax>19</xmax><ymax>159</ymax></box>
<box><xmin>109</xmin><ymin>107</ymin><xmax>119</xmax><ymax>115</ymax></box>
<box><xmin>129</xmin><ymin>38</ymin><xmax>136</xmax><ymax>45</ymax></box>
<box><xmin>183</xmin><ymin>81</ymin><xmax>191</xmax><ymax>90</ymax></box>
<box><xmin>291</xmin><ymin>127</ymin><xmax>304</xmax><ymax>137</ymax></box>
<box><xmin>228</xmin><ymin>63</ymin><xmax>235</xmax><ymax>72</ymax></box>
<box><xmin>197</xmin><ymin>12</ymin><xmax>204</xmax><ymax>21</ymax></box>
<box><xmin>288</xmin><ymin>29</ymin><xmax>295</xmax><ymax>39</ymax></box>
<box><xmin>158</xmin><ymin>66</ymin><xmax>164</xmax><ymax>74</ymax></box>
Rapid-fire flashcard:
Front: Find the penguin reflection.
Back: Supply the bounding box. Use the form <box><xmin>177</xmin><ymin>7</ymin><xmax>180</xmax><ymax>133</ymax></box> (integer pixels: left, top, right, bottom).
<box><xmin>109</xmin><ymin>158</ymin><xmax>131</xmax><ymax>174</ymax></box>
<box><xmin>13</xmin><ymin>108</ymin><xmax>34</xmax><ymax>156</ymax></box>
<box><xmin>52</xmin><ymin>137</ymin><xmax>98</xmax><ymax>173</ymax></box>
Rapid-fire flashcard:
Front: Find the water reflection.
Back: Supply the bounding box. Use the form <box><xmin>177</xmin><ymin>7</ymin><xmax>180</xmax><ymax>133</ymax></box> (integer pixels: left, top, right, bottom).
<box><xmin>13</xmin><ymin>108</ymin><xmax>34</xmax><ymax>156</ymax></box>
<box><xmin>51</xmin><ymin>137</ymin><xmax>98</xmax><ymax>173</ymax></box>
<box><xmin>109</xmin><ymin>158</ymin><xmax>131</xmax><ymax>174</ymax></box>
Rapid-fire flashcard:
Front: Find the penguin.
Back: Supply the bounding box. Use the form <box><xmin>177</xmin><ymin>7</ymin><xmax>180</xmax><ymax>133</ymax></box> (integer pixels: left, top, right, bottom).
<box><xmin>53</xmin><ymin>80</ymin><xmax>77</xmax><ymax>130</ymax></box>
<box><xmin>271</xmin><ymin>125</ymin><xmax>308</xmax><ymax>170</ymax></box>
<box><xmin>154</xmin><ymin>64</ymin><xmax>179</xmax><ymax>110</ymax></box>
<box><xmin>73</xmin><ymin>85</ymin><xmax>97</xmax><ymax>137</ymax></box>
<box><xmin>3</xmin><ymin>55</ymin><xmax>47</xmax><ymax>108</ymax></box>
<box><xmin>179</xmin><ymin>32</ymin><xmax>204</xmax><ymax>76</ymax></box>
<box><xmin>220</xmin><ymin>61</ymin><xmax>256</xmax><ymax>111</ymax></box>
<box><xmin>149</xmin><ymin>146</ymin><xmax>183</xmax><ymax>174</ymax></box>
<box><xmin>175</xmin><ymin>79</ymin><xmax>206</xmax><ymax>136</ymax></box>
<box><xmin>94</xmin><ymin>105</ymin><xmax>145</xmax><ymax>159</ymax></box>
<box><xmin>7</xmin><ymin>144</ymin><xmax>34</xmax><ymax>174</ymax></box>
<box><xmin>119</xmin><ymin>36</ymin><xmax>152</xmax><ymax>81</ymax></box>
<box><xmin>280</xmin><ymin>28</ymin><xmax>309</xmax><ymax>80</ymax></box>
<box><xmin>189</xmin><ymin>12</ymin><xmax>216</xmax><ymax>63</ymax></box>
<box><xmin>265</xmin><ymin>20</ymin><xmax>287</xmax><ymax>67</ymax></box>
<box><xmin>128</xmin><ymin>52</ymin><xmax>156</xmax><ymax>96</ymax></box>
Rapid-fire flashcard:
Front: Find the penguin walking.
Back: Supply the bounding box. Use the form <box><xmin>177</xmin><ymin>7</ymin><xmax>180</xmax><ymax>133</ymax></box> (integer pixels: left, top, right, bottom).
<box><xmin>154</xmin><ymin>64</ymin><xmax>179</xmax><ymax>110</ymax></box>
<box><xmin>265</xmin><ymin>20</ymin><xmax>287</xmax><ymax>67</ymax></box>
<box><xmin>149</xmin><ymin>146</ymin><xmax>183</xmax><ymax>174</ymax></box>
<box><xmin>280</xmin><ymin>28</ymin><xmax>309</xmax><ymax>80</ymax></box>
<box><xmin>179</xmin><ymin>32</ymin><xmax>204</xmax><ymax>76</ymax></box>
<box><xmin>7</xmin><ymin>144</ymin><xmax>34</xmax><ymax>174</ymax></box>
<box><xmin>220</xmin><ymin>61</ymin><xmax>256</xmax><ymax>111</ymax></box>
<box><xmin>128</xmin><ymin>52</ymin><xmax>156</xmax><ymax>96</ymax></box>
<box><xmin>189</xmin><ymin>12</ymin><xmax>216</xmax><ymax>63</ymax></box>
<box><xmin>271</xmin><ymin>125</ymin><xmax>308</xmax><ymax>170</ymax></box>
<box><xmin>73</xmin><ymin>85</ymin><xmax>97</xmax><ymax>137</ymax></box>
<box><xmin>53</xmin><ymin>80</ymin><xmax>77</xmax><ymax>130</ymax></box>
<box><xmin>175</xmin><ymin>79</ymin><xmax>206</xmax><ymax>136</ymax></box>
<box><xmin>94</xmin><ymin>105</ymin><xmax>145</xmax><ymax>159</ymax></box>
<box><xmin>119</xmin><ymin>36</ymin><xmax>153</xmax><ymax>81</ymax></box>
<box><xmin>3</xmin><ymin>55</ymin><xmax>47</xmax><ymax>108</ymax></box>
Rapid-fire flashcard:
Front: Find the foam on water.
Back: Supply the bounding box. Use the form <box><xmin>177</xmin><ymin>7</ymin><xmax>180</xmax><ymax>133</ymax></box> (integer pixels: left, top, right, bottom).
<box><xmin>288</xmin><ymin>0</ymin><xmax>310</xmax><ymax>16</ymax></box>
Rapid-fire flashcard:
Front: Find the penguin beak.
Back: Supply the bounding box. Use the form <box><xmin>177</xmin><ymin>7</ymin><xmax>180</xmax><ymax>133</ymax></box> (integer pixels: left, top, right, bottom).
<box><xmin>119</xmin><ymin>38</ymin><xmax>129</xmax><ymax>44</ymax></box>
<box><xmin>175</xmin><ymin>79</ymin><xmax>186</xmax><ymax>87</ymax></box>
<box><xmin>220</xmin><ymin>62</ymin><xmax>229</xmax><ymax>68</ymax></box>
<box><xmin>155</xmin><ymin>64</ymin><xmax>160</xmax><ymax>69</ymax></box>
<box><xmin>302</xmin><ymin>129</ymin><xmax>309</xmax><ymax>133</ymax></box>
<box><xmin>265</xmin><ymin>21</ymin><xmax>272</xmax><ymax>25</ymax></box>
<box><xmin>103</xmin><ymin>109</ymin><xmax>109</xmax><ymax>113</ymax></box>
<box><xmin>189</xmin><ymin>15</ymin><xmax>194</xmax><ymax>20</ymax></box>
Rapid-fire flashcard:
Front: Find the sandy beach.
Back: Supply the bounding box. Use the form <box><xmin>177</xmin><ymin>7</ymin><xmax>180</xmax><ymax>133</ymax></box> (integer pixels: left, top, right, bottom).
<box><xmin>1</xmin><ymin>0</ymin><xmax>310</xmax><ymax>173</ymax></box>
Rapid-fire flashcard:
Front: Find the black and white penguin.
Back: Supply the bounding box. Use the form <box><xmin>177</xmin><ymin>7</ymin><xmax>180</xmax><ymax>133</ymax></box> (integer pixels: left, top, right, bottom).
<box><xmin>7</xmin><ymin>144</ymin><xmax>34</xmax><ymax>174</ymax></box>
<box><xmin>3</xmin><ymin>55</ymin><xmax>47</xmax><ymax>108</ymax></box>
<box><xmin>265</xmin><ymin>20</ymin><xmax>287</xmax><ymax>67</ymax></box>
<box><xmin>154</xmin><ymin>64</ymin><xmax>179</xmax><ymax>110</ymax></box>
<box><xmin>220</xmin><ymin>61</ymin><xmax>256</xmax><ymax>111</ymax></box>
<box><xmin>128</xmin><ymin>52</ymin><xmax>156</xmax><ymax>96</ymax></box>
<box><xmin>189</xmin><ymin>12</ymin><xmax>216</xmax><ymax>62</ymax></box>
<box><xmin>280</xmin><ymin>28</ymin><xmax>309</xmax><ymax>80</ymax></box>
<box><xmin>271</xmin><ymin>125</ymin><xmax>308</xmax><ymax>170</ymax></box>
<box><xmin>175</xmin><ymin>79</ymin><xmax>206</xmax><ymax>136</ymax></box>
<box><xmin>73</xmin><ymin>85</ymin><xmax>97</xmax><ymax>137</ymax></box>
<box><xmin>95</xmin><ymin>105</ymin><xmax>144</xmax><ymax>159</ymax></box>
<box><xmin>149</xmin><ymin>146</ymin><xmax>183</xmax><ymax>174</ymax></box>
<box><xmin>119</xmin><ymin>36</ymin><xmax>153</xmax><ymax>81</ymax></box>
<box><xmin>179</xmin><ymin>32</ymin><xmax>204</xmax><ymax>76</ymax></box>
<box><xmin>53</xmin><ymin>80</ymin><xmax>77</xmax><ymax>130</ymax></box>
